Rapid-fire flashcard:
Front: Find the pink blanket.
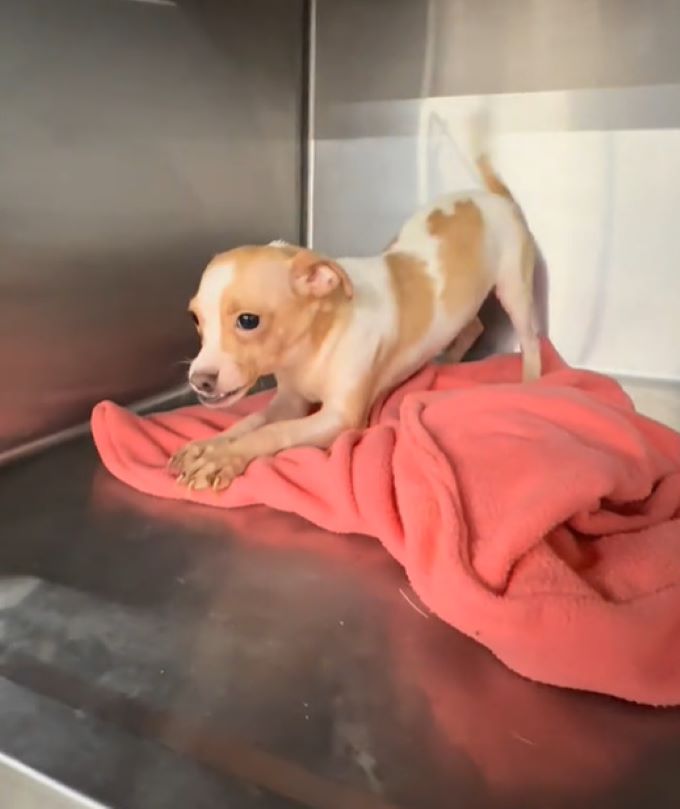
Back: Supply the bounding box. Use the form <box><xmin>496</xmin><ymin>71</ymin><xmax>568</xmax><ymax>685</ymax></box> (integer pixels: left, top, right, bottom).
<box><xmin>91</xmin><ymin>341</ymin><xmax>680</xmax><ymax>705</ymax></box>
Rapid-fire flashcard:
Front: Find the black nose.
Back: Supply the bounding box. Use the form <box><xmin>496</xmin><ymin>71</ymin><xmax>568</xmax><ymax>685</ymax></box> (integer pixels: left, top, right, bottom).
<box><xmin>190</xmin><ymin>371</ymin><xmax>218</xmax><ymax>395</ymax></box>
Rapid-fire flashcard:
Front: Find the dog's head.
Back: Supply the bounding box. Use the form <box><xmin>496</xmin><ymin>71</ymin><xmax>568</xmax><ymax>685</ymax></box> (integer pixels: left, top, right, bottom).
<box><xmin>186</xmin><ymin>244</ymin><xmax>353</xmax><ymax>407</ymax></box>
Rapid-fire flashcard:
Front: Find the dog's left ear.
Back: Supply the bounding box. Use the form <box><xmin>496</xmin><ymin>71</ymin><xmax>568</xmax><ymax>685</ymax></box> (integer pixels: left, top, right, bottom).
<box><xmin>290</xmin><ymin>250</ymin><xmax>353</xmax><ymax>299</ymax></box>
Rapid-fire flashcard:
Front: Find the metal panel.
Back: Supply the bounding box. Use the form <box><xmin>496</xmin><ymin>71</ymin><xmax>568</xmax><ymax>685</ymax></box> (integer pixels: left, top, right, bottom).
<box><xmin>310</xmin><ymin>0</ymin><xmax>680</xmax><ymax>390</ymax></box>
<box><xmin>0</xmin><ymin>0</ymin><xmax>304</xmax><ymax>454</ymax></box>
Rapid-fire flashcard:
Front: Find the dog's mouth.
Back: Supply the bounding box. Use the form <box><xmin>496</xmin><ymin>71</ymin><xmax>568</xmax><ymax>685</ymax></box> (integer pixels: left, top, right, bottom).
<box><xmin>197</xmin><ymin>385</ymin><xmax>248</xmax><ymax>409</ymax></box>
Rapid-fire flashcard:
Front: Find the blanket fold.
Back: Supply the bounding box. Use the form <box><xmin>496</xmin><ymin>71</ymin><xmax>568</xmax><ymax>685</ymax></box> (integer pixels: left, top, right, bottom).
<box><xmin>91</xmin><ymin>341</ymin><xmax>680</xmax><ymax>705</ymax></box>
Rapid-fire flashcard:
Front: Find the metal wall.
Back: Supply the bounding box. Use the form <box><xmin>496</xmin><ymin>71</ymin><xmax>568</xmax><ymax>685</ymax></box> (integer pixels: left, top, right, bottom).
<box><xmin>0</xmin><ymin>0</ymin><xmax>304</xmax><ymax>454</ymax></box>
<box><xmin>310</xmin><ymin>0</ymin><xmax>680</xmax><ymax>385</ymax></box>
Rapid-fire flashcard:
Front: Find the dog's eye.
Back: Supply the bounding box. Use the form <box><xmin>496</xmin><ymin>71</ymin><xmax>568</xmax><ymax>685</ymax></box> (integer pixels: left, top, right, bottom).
<box><xmin>236</xmin><ymin>313</ymin><xmax>260</xmax><ymax>331</ymax></box>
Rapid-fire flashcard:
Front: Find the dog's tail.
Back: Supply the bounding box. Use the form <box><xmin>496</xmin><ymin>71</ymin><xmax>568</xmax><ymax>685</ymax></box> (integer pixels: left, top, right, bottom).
<box><xmin>469</xmin><ymin>108</ymin><xmax>515</xmax><ymax>202</ymax></box>
<box><xmin>476</xmin><ymin>153</ymin><xmax>514</xmax><ymax>201</ymax></box>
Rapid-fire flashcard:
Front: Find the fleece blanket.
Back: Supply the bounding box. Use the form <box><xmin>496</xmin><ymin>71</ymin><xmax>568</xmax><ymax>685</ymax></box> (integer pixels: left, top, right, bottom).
<box><xmin>91</xmin><ymin>341</ymin><xmax>680</xmax><ymax>706</ymax></box>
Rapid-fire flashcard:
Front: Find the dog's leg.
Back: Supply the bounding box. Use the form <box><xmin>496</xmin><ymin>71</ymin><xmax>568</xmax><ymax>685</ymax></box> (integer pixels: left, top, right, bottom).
<box><xmin>440</xmin><ymin>316</ymin><xmax>484</xmax><ymax>364</ymax></box>
<box><xmin>170</xmin><ymin>386</ymin><xmax>310</xmax><ymax>474</ymax></box>
<box><xmin>495</xmin><ymin>234</ymin><xmax>541</xmax><ymax>381</ymax></box>
<box><xmin>221</xmin><ymin>386</ymin><xmax>310</xmax><ymax>442</ymax></box>
<box><xmin>173</xmin><ymin>402</ymin><xmax>363</xmax><ymax>491</ymax></box>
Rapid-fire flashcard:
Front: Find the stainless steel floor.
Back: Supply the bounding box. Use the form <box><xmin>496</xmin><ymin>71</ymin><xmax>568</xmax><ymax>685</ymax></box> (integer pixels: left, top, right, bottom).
<box><xmin>2</xmin><ymin>436</ymin><xmax>680</xmax><ymax>809</ymax></box>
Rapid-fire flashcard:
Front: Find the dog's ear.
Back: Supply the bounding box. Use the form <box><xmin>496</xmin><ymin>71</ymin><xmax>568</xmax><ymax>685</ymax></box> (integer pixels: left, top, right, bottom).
<box><xmin>290</xmin><ymin>250</ymin><xmax>353</xmax><ymax>299</ymax></box>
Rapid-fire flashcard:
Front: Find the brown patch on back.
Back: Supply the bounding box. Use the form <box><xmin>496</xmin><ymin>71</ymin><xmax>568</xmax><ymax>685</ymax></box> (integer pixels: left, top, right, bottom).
<box><xmin>332</xmin><ymin>253</ymin><xmax>435</xmax><ymax>427</ymax></box>
<box><xmin>427</xmin><ymin>202</ymin><xmax>489</xmax><ymax>315</ymax></box>
<box><xmin>385</xmin><ymin>252</ymin><xmax>435</xmax><ymax>354</ymax></box>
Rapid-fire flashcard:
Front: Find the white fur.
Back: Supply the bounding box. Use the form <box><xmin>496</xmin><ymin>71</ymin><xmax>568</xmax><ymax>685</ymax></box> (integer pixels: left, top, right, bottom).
<box><xmin>289</xmin><ymin>255</ymin><xmax>399</xmax><ymax>407</ymax></box>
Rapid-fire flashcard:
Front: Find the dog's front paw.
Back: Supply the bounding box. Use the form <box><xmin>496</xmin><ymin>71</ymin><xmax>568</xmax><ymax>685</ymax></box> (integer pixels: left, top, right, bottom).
<box><xmin>169</xmin><ymin>437</ymin><xmax>213</xmax><ymax>475</ymax></box>
<box><xmin>170</xmin><ymin>438</ymin><xmax>248</xmax><ymax>491</ymax></box>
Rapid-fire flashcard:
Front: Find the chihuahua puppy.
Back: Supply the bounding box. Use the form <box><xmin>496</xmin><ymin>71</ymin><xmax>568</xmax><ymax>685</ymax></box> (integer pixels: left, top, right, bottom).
<box><xmin>171</xmin><ymin>154</ymin><xmax>540</xmax><ymax>490</ymax></box>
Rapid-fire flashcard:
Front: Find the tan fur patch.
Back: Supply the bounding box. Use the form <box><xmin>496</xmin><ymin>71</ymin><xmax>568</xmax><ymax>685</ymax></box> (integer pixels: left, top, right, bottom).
<box><xmin>325</xmin><ymin>252</ymin><xmax>435</xmax><ymax>431</ymax></box>
<box><xmin>427</xmin><ymin>202</ymin><xmax>489</xmax><ymax>314</ymax></box>
<box><xmin>216</xmin><ymin>248</ymin><xmax>312</xmax><ymax>381</ymax></box>
<box><xmin>199</xmin><ymin>245</ymin><xmax>350</xmax><ymax>392</ymax></box>
<box><xmin>385</xmin><ymin>251</ymin><xmax>435</xmax><ymax>355</ymax></box>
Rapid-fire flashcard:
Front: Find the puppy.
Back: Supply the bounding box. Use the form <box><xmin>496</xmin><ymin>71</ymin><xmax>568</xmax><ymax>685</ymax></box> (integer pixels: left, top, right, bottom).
<box><xmin>171</xmin><ymin>154</ymin><xmax>540</xmax><ymax>490</ymax></box>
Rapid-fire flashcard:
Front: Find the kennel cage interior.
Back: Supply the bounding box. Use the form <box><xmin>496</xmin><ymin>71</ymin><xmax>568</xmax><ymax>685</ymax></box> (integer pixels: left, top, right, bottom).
<box><xmin>1</xmin><ymin>0</ymin><xmax>680</xmax><ymax>807</ymax></box>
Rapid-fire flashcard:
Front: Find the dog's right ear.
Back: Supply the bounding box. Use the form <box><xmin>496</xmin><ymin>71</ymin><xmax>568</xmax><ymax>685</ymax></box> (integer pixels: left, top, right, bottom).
<box><xmin>290</xmin><ymin>250</ymin><xmax>353</xmax><ymax>299</ymax></box>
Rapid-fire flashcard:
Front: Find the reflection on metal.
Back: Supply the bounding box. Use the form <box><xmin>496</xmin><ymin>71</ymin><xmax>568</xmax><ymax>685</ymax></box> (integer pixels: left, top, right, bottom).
<box><xmin>0</xmin><ymin>0</ymin><xmax>303</xmax><ymax>454</ymax></box>
<box><xmin>302</xmin><ymin>0</ymin><xmax>318</xmax><ymax>248</ymax></box>
<box><xmin>2</xmin><ymin>440</ymin><xmax>680</xmax><ymax>806</ymax></box>
<box><xmin>124</xmin><ymin>0</ymin><xmax>176</xmax><ymax>6</ymax></box>
<box><xmin>0</xmin><ymin>383</ymin><xmax>191</xmax><ymax>468</ymax></box>
<box><xmin>0</xmin><ymin>655</ymin><xmax>402</xmax><ymax>809</ymax></box>
<box><xmin>311</xmin><ymin>0</ymin><xmax>680</xmax><ymax>389</ymax></box>
<box><xmin>0</xmin><ymin>751</ymin><xmax>108</xmax><ymax>809</ymax></box>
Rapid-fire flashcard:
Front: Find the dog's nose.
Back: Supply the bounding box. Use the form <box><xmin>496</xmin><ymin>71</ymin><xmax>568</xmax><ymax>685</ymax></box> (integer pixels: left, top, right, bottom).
<box><xmin>190</xmin><ymin>371</ymin><xmax>218</xmax><ymax>395</ymax></box>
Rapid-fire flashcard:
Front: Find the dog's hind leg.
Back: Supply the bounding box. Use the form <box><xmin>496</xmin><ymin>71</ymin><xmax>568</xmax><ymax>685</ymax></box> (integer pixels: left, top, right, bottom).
<box><xmin>495</xmin><ymin>234</ymin><xmax>541</xmax><ymax>381</ymax></box>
